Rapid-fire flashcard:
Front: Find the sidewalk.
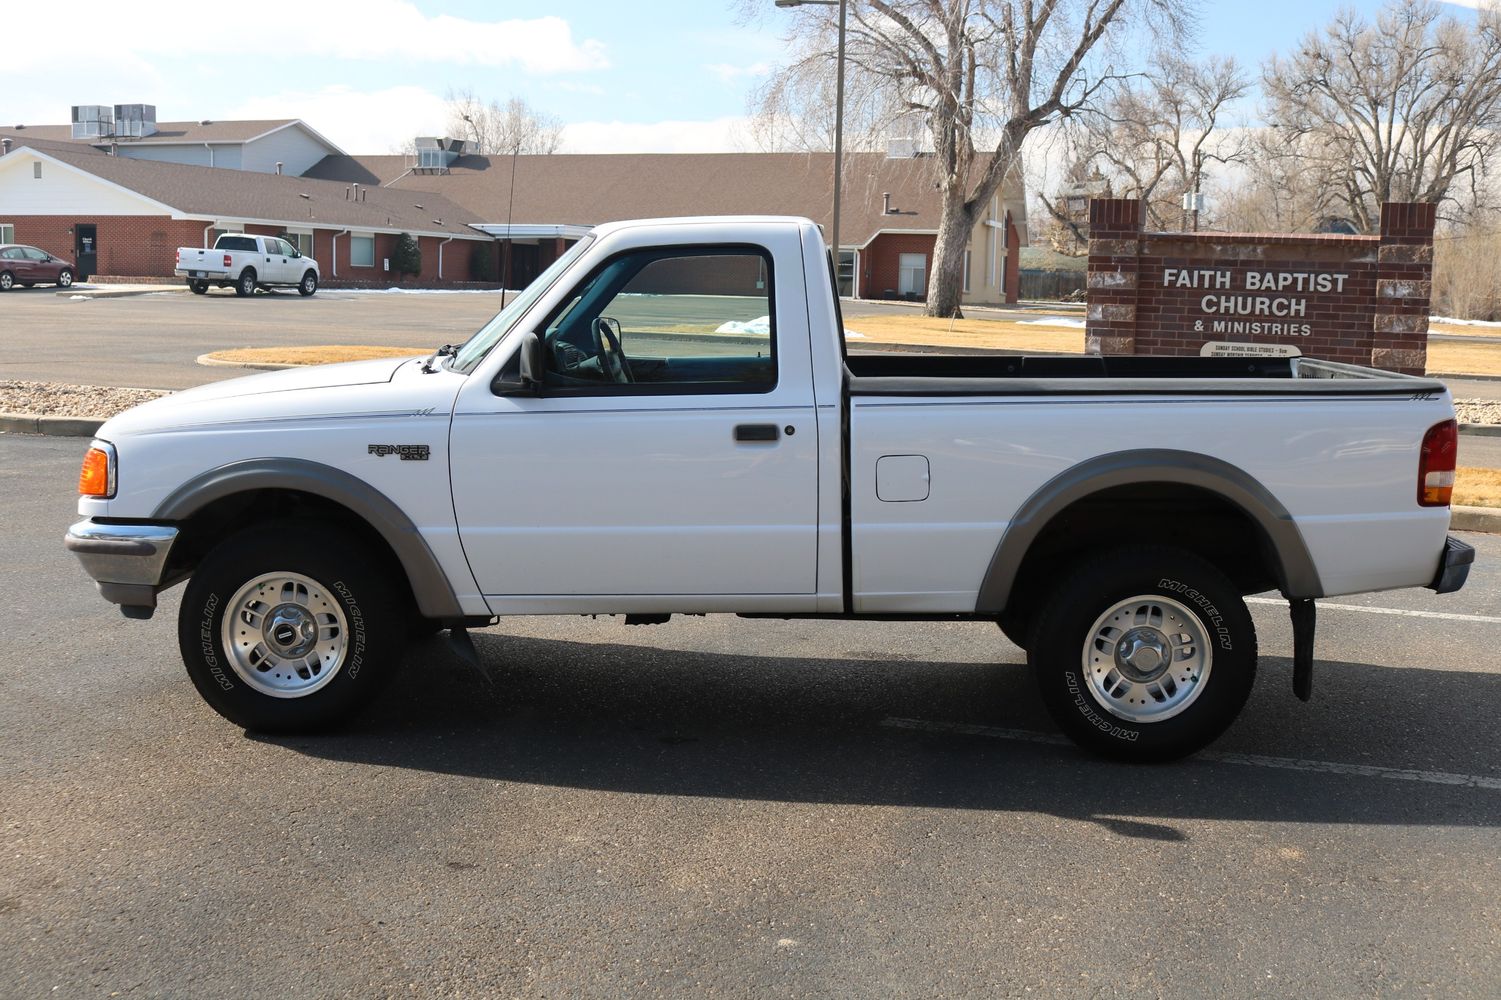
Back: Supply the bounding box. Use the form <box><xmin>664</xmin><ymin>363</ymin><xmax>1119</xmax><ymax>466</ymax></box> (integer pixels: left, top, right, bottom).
<box><xmin>59</xmin><ymin>283</ymin><xmax>188</xmax><ymax>299</ymax></box>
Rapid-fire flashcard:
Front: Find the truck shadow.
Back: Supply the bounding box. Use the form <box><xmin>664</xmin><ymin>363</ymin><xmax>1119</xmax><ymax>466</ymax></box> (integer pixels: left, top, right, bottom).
<box><xmin>260</xmin><ymin>631</ymin><xmax>1501</xmax><ymax>836</ymax></box>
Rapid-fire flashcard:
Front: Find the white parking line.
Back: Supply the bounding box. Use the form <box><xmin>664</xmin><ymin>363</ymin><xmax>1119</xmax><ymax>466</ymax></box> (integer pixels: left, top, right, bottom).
<box><xmin>880</xmin><ymin>717</ymin><xmax>1501</xmax><ymax>790</ymax></box>
<box><xmin>1245</xmin><ymin>596</ymin><xmax>1501</xmax><ymax>626</ymax></box>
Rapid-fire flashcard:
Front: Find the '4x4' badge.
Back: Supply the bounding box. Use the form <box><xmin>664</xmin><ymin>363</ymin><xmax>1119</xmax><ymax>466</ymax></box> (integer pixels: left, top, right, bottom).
<box><xmin>368</xmin><ymin>444</ymin><xmax>430</xmax><ymax>461</ymax></box>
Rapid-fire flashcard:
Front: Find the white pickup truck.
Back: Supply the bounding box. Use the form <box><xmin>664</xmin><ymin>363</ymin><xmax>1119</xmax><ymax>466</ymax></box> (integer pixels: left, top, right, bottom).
<box><xmin>174</xmin><ymin>233</ymin><xmax>320</xmax><ymax>297</ymax></box>
<box><xmin>69</xmin><ymin>216</ymin><xmax>1472</xmax><ymax>760</ymax></box>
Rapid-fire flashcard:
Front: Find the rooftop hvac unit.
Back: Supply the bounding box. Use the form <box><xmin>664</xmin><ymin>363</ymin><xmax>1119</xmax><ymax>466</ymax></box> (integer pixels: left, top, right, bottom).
<box><xmin>71</xmin><ymin>105</ymin><xmax>114</xmax><ymax>139</ymax></box>
<box><xmin>413</xmin><ymin>136</ymin><xmax>454</xmax><ymax>173</ymax></box>
<box><xmin>113</xmin><ymin>104</ymin><xmax>158</xmax><ymax>138</ymax></box>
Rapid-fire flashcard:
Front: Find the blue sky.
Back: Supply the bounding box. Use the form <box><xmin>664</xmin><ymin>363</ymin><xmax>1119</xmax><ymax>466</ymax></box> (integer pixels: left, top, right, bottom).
<box><xmin>1</xmin><ymin>0</ymin><xmax>1485</xmax><ymax>154</ymax></box>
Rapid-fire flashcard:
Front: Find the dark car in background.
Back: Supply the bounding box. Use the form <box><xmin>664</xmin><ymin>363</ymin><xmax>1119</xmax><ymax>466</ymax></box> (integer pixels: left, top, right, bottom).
<box><xmin>0</xmin><ymin>245</ymin><xmax>75</xmax><ymax>291</ymax></box>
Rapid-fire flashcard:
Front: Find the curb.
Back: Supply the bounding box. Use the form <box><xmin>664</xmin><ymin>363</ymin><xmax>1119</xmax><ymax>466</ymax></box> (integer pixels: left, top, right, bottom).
<box><xmin>195</xmin><ymin>352</ymin><xmax>297</xmax><ymax>371</ymax></box>
<box><xmin>0</xmin><ymin>413</ymin><xmax>103</xmax><ymax>437</ymax></box>
<box><xmin>1435</xmin><ymin>371</ymin><xmax>1501</xmax><ymax>383</ymax></box>
<box><xmin>59</xmin><ymin>285</ymin><xmax>189</xmax><ymax>299</ymax></box>
<box><xmin>1461</xmin><ymin>423</ymin><xmax>1501</xmax><ymax>438</ymax></box>
<box><xmin>1452</xmin><ymin>506</ymin><xmax>1501</xmax><ymax>534</ymax></box>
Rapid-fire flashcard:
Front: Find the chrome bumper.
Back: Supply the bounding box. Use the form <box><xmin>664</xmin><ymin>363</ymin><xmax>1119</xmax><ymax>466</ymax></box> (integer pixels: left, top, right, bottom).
<box><xmin>65</xmin><ymin>519</ymin><xmax>180</xmax><ymax>617</ymax></box>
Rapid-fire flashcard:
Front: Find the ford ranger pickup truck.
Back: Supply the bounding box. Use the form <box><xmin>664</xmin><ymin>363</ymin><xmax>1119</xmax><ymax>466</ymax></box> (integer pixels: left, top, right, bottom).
<box><xmin>175</xmin><ymin>233</ymin><xmax>319</xmax><ymax>297</ymax></box>
<box><xmin>68</xmin><ymin>216</ymin><xmax>1473</xmax><ymax>760</ymax></box>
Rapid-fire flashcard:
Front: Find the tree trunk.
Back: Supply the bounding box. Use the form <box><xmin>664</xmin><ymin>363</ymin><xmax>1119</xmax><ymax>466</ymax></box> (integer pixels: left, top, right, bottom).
<box><xmin>925</xmin><ymin>193</ymin><xmax>976</xmax><ymax>318</ymax></box>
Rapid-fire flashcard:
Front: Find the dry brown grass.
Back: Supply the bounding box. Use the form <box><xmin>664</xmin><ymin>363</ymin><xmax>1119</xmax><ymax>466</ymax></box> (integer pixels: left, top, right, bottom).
<box><xmin>843</xmin><ymin>315</ymin><xmax>1084</xmax><ymax>353</ymax></box>
<box><xmin>1424</xmin><ymin>339</ymin><xmax>1501</xmax><ymax>376</ymax></box>
<box><xmin>206</xmin><ymin>345</ymin><xmax>426</xmax><ymax>366</ymax></box>
<box><xmin>1455</xmin><ymin>467</ymin><xmax>1501</xmax><ymax>508</ymax></box>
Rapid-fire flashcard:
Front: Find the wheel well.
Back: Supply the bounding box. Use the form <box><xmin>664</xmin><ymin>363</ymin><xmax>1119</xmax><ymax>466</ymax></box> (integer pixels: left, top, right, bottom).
<box><xmin>164</xmin><ymin>488</ymin><xmax>416</xmax><ymax>612</ymax></box>
<box><xmin>1000</xmin><ymin>483</ymin><xmax>1282</xmax><ymax>634</ymax></box>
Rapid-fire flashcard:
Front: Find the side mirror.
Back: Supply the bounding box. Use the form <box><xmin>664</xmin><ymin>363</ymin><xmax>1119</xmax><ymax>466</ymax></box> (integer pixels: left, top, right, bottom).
<box><xmin>494</xmin><ymin>332</ymin><xmax>545</xmax><ymax>396</ymax></box>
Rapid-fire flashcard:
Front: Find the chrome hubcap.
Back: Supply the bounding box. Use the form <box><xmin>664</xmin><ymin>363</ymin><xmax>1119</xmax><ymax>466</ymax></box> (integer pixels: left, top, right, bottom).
<box><xmin>1082</xmin><ymin>595</ymin><xmax>1213</xmax><ymax>724</ymax></box>
<box><xmin>222</xmin><ymin>572</ymin><xmax>348</xmax><ymax>698</ymax></box>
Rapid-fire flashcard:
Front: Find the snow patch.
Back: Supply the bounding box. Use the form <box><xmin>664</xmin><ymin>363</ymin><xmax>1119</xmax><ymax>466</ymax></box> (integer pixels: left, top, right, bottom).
<box><xmin>843</xmin><ymin>329</ymin><xmax>867</xmax><ymax>339</ymax></box>
<box><xmin>1017</xmin><ymin>316</ymin><xmax>1086</xmax><ymax>329</ymax></box>
<box><xmin>1432</xmin><ymin>315</ymin><xmax>1501</xmax><ymax>328</ymax></box>
<box><xmin>715</xmin><ymin>315</ymin><xmax>771</xmax><ymax>335</ymax></box>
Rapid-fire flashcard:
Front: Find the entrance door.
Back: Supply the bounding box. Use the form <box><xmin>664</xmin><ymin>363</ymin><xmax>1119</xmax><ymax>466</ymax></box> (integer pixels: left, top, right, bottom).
<box><xmin>898</xmin><ymin>252</ymin><xmax>926</xmax><ymax>298</ymax></box>
<box><xmin>74</xmin><ymin>225</ymin><xmax>97</xmax><ymax>281</ymax></box>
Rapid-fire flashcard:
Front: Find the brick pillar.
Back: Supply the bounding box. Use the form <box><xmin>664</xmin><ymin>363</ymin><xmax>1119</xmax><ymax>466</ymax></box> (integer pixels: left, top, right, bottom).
<box><xmin>1085</xmin><ymin>198</ymin><xmax>1142</xmax><ymax>355</ymax></box>
<box><xmin>1372</xmin><ymin>202</ymin><xmax>1436</xmax><ymax>375</ymax></box>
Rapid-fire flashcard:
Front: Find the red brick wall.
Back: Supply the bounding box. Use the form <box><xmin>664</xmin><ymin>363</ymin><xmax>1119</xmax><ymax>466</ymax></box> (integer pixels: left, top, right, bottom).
<box><xmin>1085</xmin><ymin>198</ymin><xmax>1434</xmax><ymax>375</ymax></box>
<box><xmin>861</xmin><ymin>233</ymin><xmax>937</xmax><ymax>299</ymax></box>
<box><xmin>4</xmin><ymin>215</ymin><xmax>210</xmax><ymax>278</ymax></box>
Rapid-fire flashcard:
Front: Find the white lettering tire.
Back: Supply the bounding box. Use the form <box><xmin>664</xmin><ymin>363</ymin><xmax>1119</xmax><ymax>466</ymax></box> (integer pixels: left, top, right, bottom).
<box><xmin>176</xmin><ymin>520</ymin><xmax>405</xmax><ymax>732</ymax></box>
<box><xmin>1028</xmin><ymin>545</ymin><xmax>1257</xmax><ymax>761</ymax></box>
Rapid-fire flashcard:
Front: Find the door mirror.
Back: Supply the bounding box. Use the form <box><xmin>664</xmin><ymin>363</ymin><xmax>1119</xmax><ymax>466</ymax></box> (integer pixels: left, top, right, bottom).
<box><xmin>494</xmin><ymin>331</ymin><xmax>545</xmax><ymax>396</ymax></box>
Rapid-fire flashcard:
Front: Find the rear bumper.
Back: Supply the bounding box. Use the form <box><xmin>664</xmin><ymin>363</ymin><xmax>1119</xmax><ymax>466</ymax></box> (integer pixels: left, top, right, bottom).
<box><xmin>65</xmin><ymin>519</ymin><xmax>180</xmax><ymax>617</ymax></box>
<box><xmin>174</xmin><ymin>269</ymin><xmax>229</xmax><ymax>280</ymax></box>
<box><xmin>1426</xmin><ymin>535</ymin><xmax>1475</xmax><ymax>594</ymax></box>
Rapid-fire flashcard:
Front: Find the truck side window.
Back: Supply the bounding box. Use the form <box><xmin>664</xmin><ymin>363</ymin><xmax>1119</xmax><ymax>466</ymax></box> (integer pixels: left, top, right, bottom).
<box><xmin>539</xmin><ymin>247</ymin><xmax>776</xmax><ymax>393</ymax></box>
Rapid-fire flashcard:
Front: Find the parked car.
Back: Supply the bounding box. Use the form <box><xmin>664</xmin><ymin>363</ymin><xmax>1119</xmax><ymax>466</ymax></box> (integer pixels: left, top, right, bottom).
<box><xmin>174</xmin><ymin>233</ymin><xmax>319</xmax><ymax>297</ymax></box>
<box><xmin>0</xmin><ymin>244</ymin><xmax>75</xmax><ymax>290</ymax></box>
<box><xmin>67</xmin><ymin>216</ymin><xmax>1472</xmax><ymax>761</ymax></box>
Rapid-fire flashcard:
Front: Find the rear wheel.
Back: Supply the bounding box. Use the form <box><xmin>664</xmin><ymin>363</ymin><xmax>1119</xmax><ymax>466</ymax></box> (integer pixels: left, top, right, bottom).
<box><xmin>1028</xmin><ymin>545</ymin><xmax>1257</xmax><ymax>762</ymax></box>
<box><xmin>57</xmin><ymin>269</ymin><xmax>73</xmax><ymax>288</ymax></box>
<box><xmin>235</xmin><ymin>268</ymin><xmax>257</xmax><ymax>297</ymax></box>
<box><xmin>177</xmin><ymin>520</ymin><xmax>406</xmax><ymax>732</ymax></box>
<box><xmin>298</xmin><ymin>270</ymin><xmax>318</xmax><ymax>296</ymax></box>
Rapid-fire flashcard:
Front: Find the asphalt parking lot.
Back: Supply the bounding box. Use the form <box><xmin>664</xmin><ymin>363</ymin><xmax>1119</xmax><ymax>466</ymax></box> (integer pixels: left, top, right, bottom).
<box><xmin>3</xmin><ymin>432</ymin><xmax>1500</xmax><ymax>998</ymax></box>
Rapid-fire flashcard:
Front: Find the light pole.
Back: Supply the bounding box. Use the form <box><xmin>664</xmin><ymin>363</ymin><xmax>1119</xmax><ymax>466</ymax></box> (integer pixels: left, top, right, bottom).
<box><xmin>776</xmin><ymin>0</ymin><xmax>846</xmax><ymax>284</ymax></box>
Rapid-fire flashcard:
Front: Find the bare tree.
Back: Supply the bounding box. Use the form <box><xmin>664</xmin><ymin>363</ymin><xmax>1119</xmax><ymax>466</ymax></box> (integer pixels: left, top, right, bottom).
<box><xmin>1261</xmin><ymin>0</ymin><xmax>1501</xmax><ymax>233</ymax></box>
<box><xmin>1047</xmin><ymin>51</ymin><xmax>1247</xmax><ymax>231</ymax></box>
<box><xmin>445</xmin><ymin>89</ymin><xmax>564</xmax><ymax>155</ymax></box>
<box><xmin>754</xmin><ymin>0</ymin><xmax>1187</xmax><ymax>318</ymax></box>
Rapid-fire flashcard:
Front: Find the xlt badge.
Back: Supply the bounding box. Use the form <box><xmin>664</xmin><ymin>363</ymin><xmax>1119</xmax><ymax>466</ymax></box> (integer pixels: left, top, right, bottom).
<box><xmin>368</xmin><ymin>444</ymin><xmax>430</xmax><ymax>461</ymax></box>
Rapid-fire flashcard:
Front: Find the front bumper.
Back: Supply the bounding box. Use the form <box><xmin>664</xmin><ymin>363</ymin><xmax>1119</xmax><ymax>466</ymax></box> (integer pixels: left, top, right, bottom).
<box><xmin>1426</xmin><ymin>535</ymin><xmax>1475</xmax><ymax>594</ymax></box>
<box><xmin>65</xmin><ymin>519</ymin><xmax>180</xmax><ymax>618</ymax></box>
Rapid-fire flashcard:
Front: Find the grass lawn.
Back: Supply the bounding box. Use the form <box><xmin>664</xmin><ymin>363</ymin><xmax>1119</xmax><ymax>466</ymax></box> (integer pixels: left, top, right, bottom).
<box><xmin>1456</xmin><ymin>467</ymin><xmax>1501</xmax><ymax>508</ymax></box>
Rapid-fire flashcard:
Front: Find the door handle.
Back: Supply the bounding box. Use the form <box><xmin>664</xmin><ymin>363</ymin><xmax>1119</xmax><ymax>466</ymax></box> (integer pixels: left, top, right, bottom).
<box><xmin>734</xmin><ymin>423</ymin><xmax>780</xmax><ymax>442</ymax></box>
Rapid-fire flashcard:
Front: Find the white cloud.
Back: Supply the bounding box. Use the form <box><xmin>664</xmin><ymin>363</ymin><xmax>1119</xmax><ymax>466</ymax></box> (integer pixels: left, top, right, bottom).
<box><xmin>224</xmin><ymin>86</ymin><xmax>450</xmax><ymax>153</ymax></box>
<box><xmin>5</xmin><ymin>2</ymin><xmax>607</xmax><ymax>73</ymax></box>
<box><xmin>560</xmin><ymin>117</ymin><xmax>755</xmax><ymax>154</ymax></box>
<box><xmin>704</xmin><ymin>62</ymin><xmax>773</xmax><ymax>83</ymax></box>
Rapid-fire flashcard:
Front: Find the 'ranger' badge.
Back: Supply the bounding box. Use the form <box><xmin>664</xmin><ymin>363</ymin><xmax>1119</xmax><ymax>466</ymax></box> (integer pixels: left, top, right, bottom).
<box><xmin>368</xmin><ymin>444</ymin><xmax>430</xmax><ymax>461</ymax></box>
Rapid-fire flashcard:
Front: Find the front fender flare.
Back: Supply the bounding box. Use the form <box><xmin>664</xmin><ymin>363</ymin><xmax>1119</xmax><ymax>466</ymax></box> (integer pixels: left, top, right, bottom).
<box><xmin>153</xmin><ymin>458</ymin><xmax>466</xmax><ymax>619</ymax></box>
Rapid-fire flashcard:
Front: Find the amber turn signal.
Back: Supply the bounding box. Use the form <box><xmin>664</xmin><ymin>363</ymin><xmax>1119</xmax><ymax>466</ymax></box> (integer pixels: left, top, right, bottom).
<box><xmin>79</xmin><ymin>446</ymin><xmax>114</xmax><ymax>498</ymax></box>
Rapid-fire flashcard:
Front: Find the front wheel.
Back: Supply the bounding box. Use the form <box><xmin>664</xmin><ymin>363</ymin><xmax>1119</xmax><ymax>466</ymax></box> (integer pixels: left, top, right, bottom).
<box><xmin>0</xmin><ymin>271</ymin><xmax>13</xmax><ymax>291</ymax></box>
<box><xmin>1028</xmin><ymin>545</ymin><xmax>1257</xmax><ymax>762</ymax></box>
<box><xmin>298</xmin><ymin>270</ymin><xmax>318</xmax><ymax>296</ymax></box>
<box><xmin>57</xmin><ymin>269</ymin><xmax>73</xmax><ymax>288</ymax></box>
<box><xmin>177</xmin><ymin>520</ymin><xmax>406</xmax><ymax>731</ymax></box>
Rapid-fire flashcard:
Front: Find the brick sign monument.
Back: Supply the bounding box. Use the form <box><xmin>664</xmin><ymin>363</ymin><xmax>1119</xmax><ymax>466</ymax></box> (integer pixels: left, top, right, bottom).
<box><xmin>1084</xmin><ymin>198</ymin><xmax>1434</xmax><ymax>375</ymax></box>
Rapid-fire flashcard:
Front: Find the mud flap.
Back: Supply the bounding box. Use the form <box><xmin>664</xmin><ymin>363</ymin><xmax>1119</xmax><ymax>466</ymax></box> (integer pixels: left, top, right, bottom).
<box><xmin>1290</xmin><ymin>598</ymin><xmax>1316</xmax><ymax>702</ymax></box>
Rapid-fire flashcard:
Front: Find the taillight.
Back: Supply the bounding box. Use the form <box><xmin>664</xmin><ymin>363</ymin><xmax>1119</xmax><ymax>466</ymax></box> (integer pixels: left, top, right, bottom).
<box><xmin>79</xmin><ymin>444</ymin><xmax>116</xmax><ymax>498</ymax></box>
<box><xmin>1418</xmin><ymin>419</ymin><xmax>1458</xmax><ymax>507</ymax></box>
<box><xmin>223</xmin><ymin>253</ymin><xmax>233</xmax><ymax>268</ymax></box>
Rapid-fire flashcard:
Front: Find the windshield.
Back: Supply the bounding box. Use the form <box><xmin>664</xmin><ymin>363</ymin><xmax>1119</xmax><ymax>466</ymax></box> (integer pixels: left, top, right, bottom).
<box><xmin>450</xmin><ymin>236</ymin><xmax>595</xmax><ymax>374</ymax></box>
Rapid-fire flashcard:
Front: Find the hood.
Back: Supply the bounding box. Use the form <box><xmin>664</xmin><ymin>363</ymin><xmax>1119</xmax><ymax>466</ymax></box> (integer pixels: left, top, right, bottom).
<box><xmin>99</xmin><ymin>356</ymin><xmax>430</xmax><ymax>437</ymax></box>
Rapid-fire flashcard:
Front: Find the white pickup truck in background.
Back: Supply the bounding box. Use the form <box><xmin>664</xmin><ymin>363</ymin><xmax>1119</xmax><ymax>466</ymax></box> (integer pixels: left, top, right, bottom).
<box><xmin>69</xmin><ymin>216</ymin><xmax>1472</xmax><ymax>761</ymax></box>
<box><xmin>174</xmin><ymin>233</ymin><xmax>320</xmax><ymax>297</ymax></box>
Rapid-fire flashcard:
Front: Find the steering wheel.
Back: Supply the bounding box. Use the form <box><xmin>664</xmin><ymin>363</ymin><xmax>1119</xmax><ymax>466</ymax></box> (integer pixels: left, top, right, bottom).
<box><xmin>591</xmin><ymin>316</ymin><xmax>634</xmax><ymax>384</ymax></box>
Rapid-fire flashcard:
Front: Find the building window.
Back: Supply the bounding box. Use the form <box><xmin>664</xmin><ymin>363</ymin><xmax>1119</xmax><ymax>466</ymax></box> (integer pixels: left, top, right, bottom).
<box><xmin>33</xmin><ymin>162</ymin><xmax>42</xmax><ymax>179</ymax></box>
<box><xmin>962</xmin><ymin>249</ymin><xmax>971</xmax><ymax>293</ymax></box>
<box><xmin>898</xmin><ymin>253</ymin><xmax>927</xmax><ymax>298</ymax></box>
<box><xmin>350</xmin><ymin>235</ymin><xmax>375</xmax><ymax>268</ymax></box>
<box><xmin>283</xmin><ymin>232</ymin><xmax>313</xmax><ymax>257</ymax></box>
<box><xmin>836</xmin><ymin>250</ymin><xmax>855</xmax><ymax>298</ymax></box>
<box><xmin>0</xmin><ymin>224</ymin><xmax>13</xmax><ymax>244</ymax></box>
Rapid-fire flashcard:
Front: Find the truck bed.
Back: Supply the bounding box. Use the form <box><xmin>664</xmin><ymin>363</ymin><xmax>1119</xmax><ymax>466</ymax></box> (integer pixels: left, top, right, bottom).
<box><xmin>844</xmin><ymin>354</ymin><xmax>1445</xmax><ymax>396</ymax></box>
